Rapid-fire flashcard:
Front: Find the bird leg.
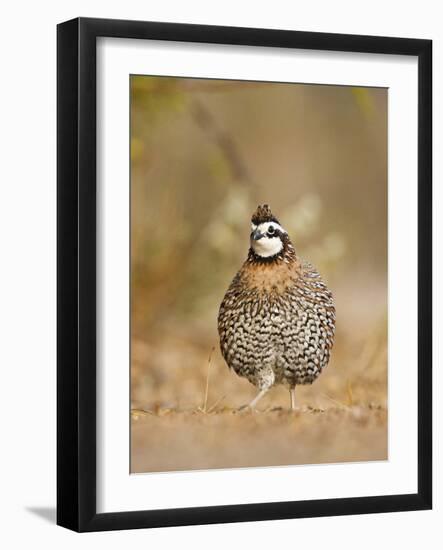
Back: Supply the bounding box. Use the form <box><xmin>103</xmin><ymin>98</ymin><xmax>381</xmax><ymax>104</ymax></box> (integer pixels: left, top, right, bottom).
<box><xmin>290</xmin><ymin>387</ymin><xmax>296</xmax><ymax>411</ymax></box>
<box><xmin>238</xmin><ymin>388</ymin><xmax>269</xmax><ymax>412</ymax></box>
<box><xmin>249</xmin><ymin>388</ymin><xmax>269</xmax><ymax>409</ymax></box>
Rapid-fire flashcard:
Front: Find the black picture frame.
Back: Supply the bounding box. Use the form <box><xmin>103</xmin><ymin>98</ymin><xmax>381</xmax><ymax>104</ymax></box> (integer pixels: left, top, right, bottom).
<box><xmin>57</xmin><ymin>17</ymin><xmax>432</xmax><ymax>532</ymax></box>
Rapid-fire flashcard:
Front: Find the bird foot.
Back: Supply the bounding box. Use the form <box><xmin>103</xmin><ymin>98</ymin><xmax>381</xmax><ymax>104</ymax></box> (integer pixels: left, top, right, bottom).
<box><xmin>290</xmin><ymin>405</ymin><xmax>309</xmax><ymax>414</ymax></box>
<box><xmin>236</xmin><ymin>404</ymin><xmax>255</xmax><ymax>414</ymax></box>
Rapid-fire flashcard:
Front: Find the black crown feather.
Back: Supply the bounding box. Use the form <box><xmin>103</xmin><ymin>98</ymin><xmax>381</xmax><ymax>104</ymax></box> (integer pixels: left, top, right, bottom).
<box><xmin>251</xmin><ymin>204</ymin><xmax>280</xmax><ymax>226</ymax></box>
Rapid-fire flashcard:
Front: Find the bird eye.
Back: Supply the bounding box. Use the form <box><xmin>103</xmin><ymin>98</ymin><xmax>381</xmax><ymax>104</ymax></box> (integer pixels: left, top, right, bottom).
<box><xmin>268</xmin><ymin>225</ymin><xmax>275</xmax><ymax>235</ymax></box>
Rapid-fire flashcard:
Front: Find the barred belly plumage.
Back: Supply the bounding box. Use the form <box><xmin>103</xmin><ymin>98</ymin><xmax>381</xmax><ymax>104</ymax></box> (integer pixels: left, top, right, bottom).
<box><xmin>219</xmin><ymin>268</ymin><xmax>334</xmax><ymax>389</ymax></box>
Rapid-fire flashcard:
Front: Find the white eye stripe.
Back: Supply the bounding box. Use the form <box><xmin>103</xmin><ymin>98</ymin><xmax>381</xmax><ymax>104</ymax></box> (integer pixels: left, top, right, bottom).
<box><xmin>257</xmin><ymin>222</ymin><xmax>286</xmax><ymax>234</ymax></box>
<box><xmin>251</xmin><ymin>223</ymin><xmax>258</xmax><ymax>231</ymax></box>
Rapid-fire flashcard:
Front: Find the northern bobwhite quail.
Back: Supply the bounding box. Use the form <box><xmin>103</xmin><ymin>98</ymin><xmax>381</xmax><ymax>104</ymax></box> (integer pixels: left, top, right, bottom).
<box><xmin>218</xmin><ymin>204</ymin><xmax>335</xmax><ymax>410</ymax></box>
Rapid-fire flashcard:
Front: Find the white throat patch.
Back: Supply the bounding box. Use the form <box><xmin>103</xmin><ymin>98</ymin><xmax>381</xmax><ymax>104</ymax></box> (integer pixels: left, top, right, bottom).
<box><xmin>252</xmin><ymin>237</ymin><xmax>283</xmax><ymax>257</ymax></box>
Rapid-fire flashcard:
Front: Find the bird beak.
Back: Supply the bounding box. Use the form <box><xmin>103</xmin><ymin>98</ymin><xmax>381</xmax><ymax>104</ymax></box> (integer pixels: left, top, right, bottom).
<box><xmin>251</xmin><ymin>229</ymin><xmax>264</xmax><ymax>241</ymax></box>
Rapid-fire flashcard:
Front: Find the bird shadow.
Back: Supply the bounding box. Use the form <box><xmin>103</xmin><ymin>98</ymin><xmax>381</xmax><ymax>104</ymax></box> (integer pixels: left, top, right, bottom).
<box><xmin>26</xmin><ymin>506</ymin><xmax>56</xmax><ymax>524</ymax></box>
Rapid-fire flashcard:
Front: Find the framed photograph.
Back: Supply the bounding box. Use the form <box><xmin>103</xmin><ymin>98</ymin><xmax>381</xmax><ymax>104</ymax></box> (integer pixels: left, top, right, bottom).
<box><xmin>57</xmin><ymin>17</ymin><xmax>432</xmax><ymax>532</ymax></box>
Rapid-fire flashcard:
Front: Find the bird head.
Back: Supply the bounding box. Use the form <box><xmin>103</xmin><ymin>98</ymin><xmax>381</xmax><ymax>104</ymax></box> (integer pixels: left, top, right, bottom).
<box><xmin>249</xmin><ymin>204</ymin><xmax>293</xmax><ymax>261</ymax></box>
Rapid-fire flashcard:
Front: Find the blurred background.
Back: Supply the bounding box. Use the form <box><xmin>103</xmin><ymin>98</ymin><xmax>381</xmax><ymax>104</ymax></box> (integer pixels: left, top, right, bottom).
<box><xmin>130</xmin><ymin>76</ymin><xmax>387</xmax><ymax>473</ymax></box>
